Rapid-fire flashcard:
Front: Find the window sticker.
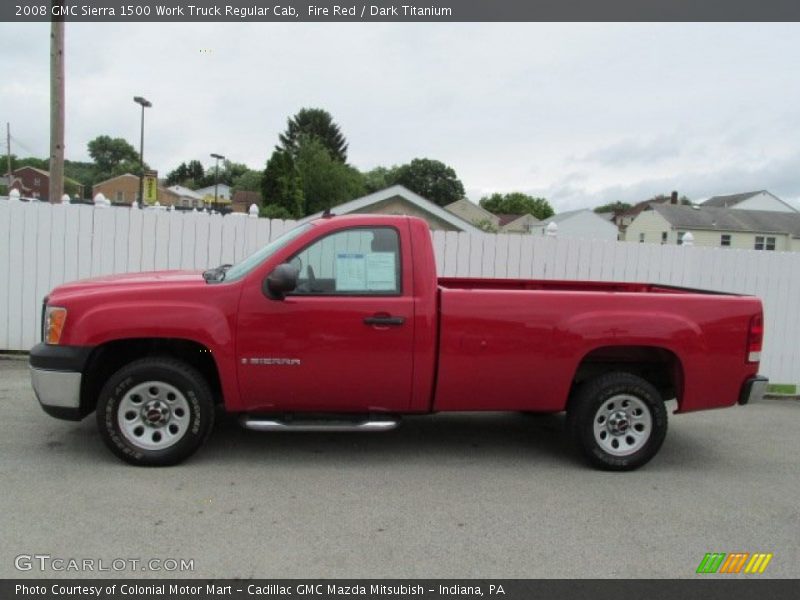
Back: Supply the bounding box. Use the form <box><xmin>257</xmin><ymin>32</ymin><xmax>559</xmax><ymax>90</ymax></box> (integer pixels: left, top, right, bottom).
<box><xmin>366</xmin><ymin>252</ymin><xmax>397</xmax><ymax>291</ymax></box>
<box><xmin>335</xmin><ymin>252</ymin><xmax>366</xmax><ymax>291</ymax></box>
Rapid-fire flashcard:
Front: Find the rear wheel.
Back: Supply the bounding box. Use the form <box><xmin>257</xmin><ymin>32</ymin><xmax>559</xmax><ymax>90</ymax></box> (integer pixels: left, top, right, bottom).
<box><xmin>567</xmin><ymin>372</ymin><xmax>667</xmax><ymax>471</ymax></box>
<box><xmin>96</xmin><ymin>358</ymin><xmax>215</xmax><ymax>466</ymax></box>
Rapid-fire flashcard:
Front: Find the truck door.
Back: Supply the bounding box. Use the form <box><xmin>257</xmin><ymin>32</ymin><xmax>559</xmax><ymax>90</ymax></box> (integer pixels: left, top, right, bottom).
<box><xmin>236</xmin><ymin>224</ymin><xmax>415</xmax><ymax>413</ymax></box>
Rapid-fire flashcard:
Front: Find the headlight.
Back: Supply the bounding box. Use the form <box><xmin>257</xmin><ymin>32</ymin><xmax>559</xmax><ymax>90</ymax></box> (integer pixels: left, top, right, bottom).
<box><xmin>44</xmin><ymin>306</ymin><xmax>67</xmax><ymax>345</ymax></box>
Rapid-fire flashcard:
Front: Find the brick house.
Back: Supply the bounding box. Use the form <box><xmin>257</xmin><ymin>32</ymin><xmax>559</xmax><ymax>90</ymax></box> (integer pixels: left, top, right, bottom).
<box><xmin>93</xmin><ymin>173</ymin><xmax>180</xmax><ymax>206</ymax></box>
<box><xmin>10</xmin><ymin>166</ymin><xmax>84</xmax><ymax>201</ymax></box>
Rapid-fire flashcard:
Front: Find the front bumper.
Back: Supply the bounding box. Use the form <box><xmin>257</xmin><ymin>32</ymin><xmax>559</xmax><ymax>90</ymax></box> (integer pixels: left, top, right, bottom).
<box><xmin>29</xmin><ymin>343</ymin><xmax>93</xmax><ymax>421</ymax></box>
<box><xmin>739</xmin><ymin>375</ymin><xmax>769</xmax><ymax>405</ymax></box>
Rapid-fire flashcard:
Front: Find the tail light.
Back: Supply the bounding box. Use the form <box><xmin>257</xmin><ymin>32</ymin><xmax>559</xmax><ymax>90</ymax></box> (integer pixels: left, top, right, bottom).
<box><xmin>747</xmin><ymin>313</ymin><xmax>763</xmax><ymax>363</ymax></box>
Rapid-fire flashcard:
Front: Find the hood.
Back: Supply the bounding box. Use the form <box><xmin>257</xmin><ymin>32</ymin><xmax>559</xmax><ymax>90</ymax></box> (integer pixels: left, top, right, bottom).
<box><xmin>49</xmin><ymin>270</ymin><xmax>206</xmax><ymax>298</ymax></box>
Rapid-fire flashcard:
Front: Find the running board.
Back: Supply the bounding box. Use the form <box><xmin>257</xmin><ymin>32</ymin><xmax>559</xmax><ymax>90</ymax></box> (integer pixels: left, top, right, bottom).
<box><xmin>239</xmin><ymin>416</ymin><xmax>400</xmax><ymax>433</ymax></box>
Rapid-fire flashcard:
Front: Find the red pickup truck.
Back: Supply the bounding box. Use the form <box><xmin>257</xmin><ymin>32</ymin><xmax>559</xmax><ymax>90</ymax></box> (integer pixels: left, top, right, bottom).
<box><xmin>29</xmin><ymin>214</ymin><xmax>767</xmax><ymax>470</ymax></box>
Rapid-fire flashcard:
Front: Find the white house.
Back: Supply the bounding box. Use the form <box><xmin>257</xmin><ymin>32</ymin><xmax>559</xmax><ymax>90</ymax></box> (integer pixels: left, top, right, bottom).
<box><xmin>195</xmin><ymin>183</ymin><xmax>233</xmax><ymax>203</ymax></box>
<box><xmin>543</xmin><ymin>209</ymin><xmax>619</xmax><ymax>240</ymax></box>
<box><xmin>625</xmin><ymin>203</ymin><xmax>800</xmax><ymax>251</ymax></box>
<box><xmin>700</xmin><ymin>190</ymin><xmax>797</xmax><ymax>213</ymax></box>
<box><xmin>166</xmin><ymin>185</ymin><xmax>205</xmax><ymax>208</ymax></box>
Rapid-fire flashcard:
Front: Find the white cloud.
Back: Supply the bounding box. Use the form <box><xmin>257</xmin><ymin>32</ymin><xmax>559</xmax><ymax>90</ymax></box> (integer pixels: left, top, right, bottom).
<box><xmin>2</xmin><ymin>22</ymin><xmax>799</xmax><ymax>212</ymax></box>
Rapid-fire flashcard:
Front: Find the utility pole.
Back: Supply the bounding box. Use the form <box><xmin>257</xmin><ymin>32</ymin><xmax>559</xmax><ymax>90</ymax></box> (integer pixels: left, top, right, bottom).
<box><xmin>5</xmin><ymin>123</ymin><xmax>11</xmax><ymax>183</ymax></box>
<box><xmin>210</xmin><ymin>153</ymin><xmax>225</xmax><ymax>211</ymax></box>
<box><xmin>49</xmin><ymin>13</ymin><xmax>65</xmax><ymax>203</ymax></box>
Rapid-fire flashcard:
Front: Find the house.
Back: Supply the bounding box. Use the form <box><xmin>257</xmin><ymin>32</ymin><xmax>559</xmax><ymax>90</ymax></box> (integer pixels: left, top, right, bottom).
<box><xmin>700</xmin><ymin>190</ymin><xmax>797</xmax><ymax>213</ymax></box>
<box><xmin>625</xmin><ymin>203</ymin><xmax>800</xmax><ymax>251</ymax></box>
<box><xmin>497</xmin><ymin>213</ymin><xmax>542</xmax><ymax>234</ymax></box>
<box><xmin>10</xmin><ymin>166</ymin><xmax>84</xmax><ymax>201</ymax></box>
<box><xmin>614</xmin><ymin>192</ymin><xmax>682</xmax><ymax>233</ymax></box>
<box><xmin>167</xmin><ymin>185</ymin><xmax>205</xmax><ymax>208</ymax></box>
<box><xmin>543</xmin><ymin>209</ymin><xmax>620</xmax><ymax>240</ymax></box>
<box><xmin>301</xmin><ymin>185</ymin><xmax>482</xmax><ymax>233</ymax></box>
<box><xmin>195</xmin><ymin>183</ymin><xmax>232</xmax><ymax>204</ymax></box>
<box><xmin>444</xmin><ymin>198</ymin><xmax>500</xmax><ymax>230</ymax></box>
<box><xmin>93</xmin><ymin>173</ymin><xmax>181</xmax><ymax>206</ymax></box>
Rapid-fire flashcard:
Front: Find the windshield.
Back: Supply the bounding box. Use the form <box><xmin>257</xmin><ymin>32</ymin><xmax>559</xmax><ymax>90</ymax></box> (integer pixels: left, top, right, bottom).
<box><xmin>222</xmin><ymin>223</ymin><xmax>313</xmax><ymax>282</ymax></box>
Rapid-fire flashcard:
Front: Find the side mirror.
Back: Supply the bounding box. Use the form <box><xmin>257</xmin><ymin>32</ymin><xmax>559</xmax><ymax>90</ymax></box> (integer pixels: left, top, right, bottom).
<box><xmin>263</xmin><ymin>263</ymin><xmax>299</xmax><ymax>300</ymax></box>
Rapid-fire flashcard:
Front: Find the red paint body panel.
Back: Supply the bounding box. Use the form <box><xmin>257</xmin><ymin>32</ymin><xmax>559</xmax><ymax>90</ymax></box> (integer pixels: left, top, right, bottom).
<box><xmin>44</xmin><ymin>215</ymin><xmax>762</xmax><ymax>416</ymax></box>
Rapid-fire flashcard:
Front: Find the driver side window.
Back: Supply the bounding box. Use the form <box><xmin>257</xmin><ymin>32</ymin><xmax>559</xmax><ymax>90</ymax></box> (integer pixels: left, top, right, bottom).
<box><xmin>289</xmin><ymin>227</ymin><xmax>401</xmax><ymax>295</ymax></box>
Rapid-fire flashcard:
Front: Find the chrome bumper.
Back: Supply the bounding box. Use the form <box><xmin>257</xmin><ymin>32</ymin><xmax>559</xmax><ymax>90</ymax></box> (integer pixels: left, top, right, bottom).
<box><xmin>739</xmin><ymin>375</ymin><xmax>769</xmax><ymax>405</ymax></box>
<box><xmin>30</xmin><ymin>367</ymin><xmax>83</xmax><ymax>420</ymax></box>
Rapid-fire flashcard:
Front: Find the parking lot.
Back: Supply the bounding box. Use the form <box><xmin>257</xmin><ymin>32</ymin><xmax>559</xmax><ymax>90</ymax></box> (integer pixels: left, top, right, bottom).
<box><xmin>1</xmin><ymin>357</ymin><xmax>798</xmax><ymax>579</ymax></box>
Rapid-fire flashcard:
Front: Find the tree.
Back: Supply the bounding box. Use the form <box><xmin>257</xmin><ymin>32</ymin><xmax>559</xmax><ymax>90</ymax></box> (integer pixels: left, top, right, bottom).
<box><xmin>392</xmin><ymin>158</ymin><xmax>465</xmax><ymax>207</ymax></box>
<box><xmin>259</xmin><ymin>204</ymin><xmax>295</xmax><ymax>219</ymax></box>
<box><xmin>479</xmin><ymin>192</ymin><xmax>554</xmax><ymax>220</ymax></box>
<box><xmin>261</xmin><ymin>149</ymin><xmax>305</xmax><ymax>218</ymax></box>
<box><xmin>87</xmin><ymin>135</ymin><xmax>139</xmax><ymax>176</ymax></box>
<box><xmin>362</xmin><ymin>166</ymin><xmax>399</xmax><ymax>193</ymax></box>
<box><xmin>594</xmin><ymin>201</ymin><xmax>632</xmax><ymax>214</ymax></box>
<box><xmin>294</xmin><ymin>136</ymin><xmax>365</xmax><ymax>214</ymax></box>
<box><xmin>232</xmin><ymin>169</ymin><xmax>263</xmax><ymax>194</ymax></box>
<box><xmin>278</xmin><ymin>108</ymin><xmax>348</xmax><ymax>163</ymax></box>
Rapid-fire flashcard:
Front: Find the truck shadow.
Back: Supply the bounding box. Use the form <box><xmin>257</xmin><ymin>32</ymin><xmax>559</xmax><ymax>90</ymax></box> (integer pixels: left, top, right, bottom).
<box><xmin>201</xmin><ymin>410</ymin><xmax>580</xmax><ymax>468</ymax></box>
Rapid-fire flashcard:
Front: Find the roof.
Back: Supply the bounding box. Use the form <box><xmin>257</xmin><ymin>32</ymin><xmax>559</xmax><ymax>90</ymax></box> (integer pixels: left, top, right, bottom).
<box><xmin>548</xmin><ymin>208</ymin><xmax>590</xmax><ymax>223</ymax></box>
<box><xmin>496</xmin><ymin>213</ymin><xmax>532</xmax><ymax>226</ymax></box>
<box><xmin>14</xmin><ymin>165</ymin><xmax>82</xmax><ymax>187</ymax></box>
<box><xmin>300</xmin><ymin>185</ymin><xmax>482</xmax><ymax>234</ymax></box>
<box><xmin>497</xmin><ymin>213</ymin><xmax>541</xmax><ymax>227</ymax></box>
<box><xmin>93</xmin><ymin>172</ymin><xmax>139</xmax><ymax>187</ymax></box>
<box><xmin>701</xmin><ymin>190</ymin><xmax>765</xmax><ymax>208</ymax></box>
<box><xmin>651</xmin><ymin>204</ymin><xmax>800</xmax><ymax>237</ymax></box>
<box><xmin>444</xmin><ymin>198</ymin><xmax>499</xmax><ymax>222</ymax></box>
<box><xmin>195</xmin><ymin>183</ymin><xmax>232</xmax><ymax>195</ymax></box>
<box><xmin>619</xmin><ymin>196</ymin><xmax>673</xmax><ymax>218</ymax></box>
<box><xmin>167</xmin><ymin>185</ymin><xmax>204</xmax><ymax>200</ymax></box>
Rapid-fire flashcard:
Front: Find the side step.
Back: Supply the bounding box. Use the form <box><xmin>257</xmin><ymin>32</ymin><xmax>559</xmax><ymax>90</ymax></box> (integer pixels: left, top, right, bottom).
<box><xmin>239</xmin><ymin>415</ymin><xmax>400</xmax><ymax>433</ymax></box>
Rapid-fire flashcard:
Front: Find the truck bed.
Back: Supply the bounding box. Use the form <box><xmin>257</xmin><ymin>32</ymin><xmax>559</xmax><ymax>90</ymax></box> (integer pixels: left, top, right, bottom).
<box><xmin>438</xmin><ymin>277</ymin><xmax>730</xmax><ymax>295</ymax></box>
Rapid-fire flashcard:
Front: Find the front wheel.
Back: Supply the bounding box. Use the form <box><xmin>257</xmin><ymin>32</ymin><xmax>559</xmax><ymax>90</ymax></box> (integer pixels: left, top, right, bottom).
<box><xmin>567</xmin><ymin>372</ymin><xmax>667</xmax><ymax>471</ymax></box>
<box><xmin>96</xmin><ymin>358</ymin><xmax>215</xmax><ymax>466</ymax></box>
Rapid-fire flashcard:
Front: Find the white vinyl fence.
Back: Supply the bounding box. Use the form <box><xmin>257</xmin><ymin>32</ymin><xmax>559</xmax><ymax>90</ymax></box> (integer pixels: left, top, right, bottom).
<box><xmin>1</xmin><ymin>200</ymin><xmax>799</xmax><ymax>388</ymax></box>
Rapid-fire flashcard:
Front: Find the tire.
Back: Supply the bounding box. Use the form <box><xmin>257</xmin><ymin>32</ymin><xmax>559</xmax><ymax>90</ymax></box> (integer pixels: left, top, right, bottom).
<box><xmin>96</xmin><ymin>357</ymin><xmax>215</xmax><ymax>466</ymax></box>
<box><xmin>567</xmin><ymin>372</ymin><xmax>667</xmax><ymax>471</ymax></box>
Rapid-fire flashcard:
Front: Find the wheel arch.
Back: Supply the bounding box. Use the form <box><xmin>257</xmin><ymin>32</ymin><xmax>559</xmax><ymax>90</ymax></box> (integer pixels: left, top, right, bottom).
<box><xmin>80</xmin><ymin>337</ymin><xmax>224</xmax><ymax>416</ymax></box>
<box><xmin>570</xmin><ymin>345</ymin><xmax>685</xmax><ymax>409</ymax></box>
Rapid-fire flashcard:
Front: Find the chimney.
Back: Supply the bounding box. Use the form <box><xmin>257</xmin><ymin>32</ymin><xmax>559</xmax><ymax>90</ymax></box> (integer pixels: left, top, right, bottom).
<box><xmin>671</xmin><ymin>191</ymin><xmax>678</xmax><ymax>205</ymax></box>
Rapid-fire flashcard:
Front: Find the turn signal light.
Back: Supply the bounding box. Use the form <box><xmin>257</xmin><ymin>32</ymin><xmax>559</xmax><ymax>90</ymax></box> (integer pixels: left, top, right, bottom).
<box><xmin>45</xmin><ymin>307</ymin><xmax>67</xmax><ymax>345</ymax></box>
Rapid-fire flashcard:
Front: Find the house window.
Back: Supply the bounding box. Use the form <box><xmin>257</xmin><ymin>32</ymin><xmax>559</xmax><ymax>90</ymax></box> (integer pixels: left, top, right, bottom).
<box><xmin>755</xmin><ymin>236</ymin><xmax>777</xmax><ymax>251</ymax></box>
<box><xmin>34</xmin><ymin>177</ymin><xmax>41</xmax><ymax>186</ymax></box>
<box><xmin>661</xmin><ymin>232</ymin><xmax>668</xmax><ymax>244</ymax></box>
<box><xmin>116</xmin><ymin>191</ymin><xmax>124</xmax><ymax>202</ymax></box>
<box><xmin>677</xmin><ymin>231</ymin><xmax>686</xmax><ymax>246</ymax></box>
<box><xmin>638</xmin><ymin>233</ymin><xmax>645</xmax><ymax>243</ymax></box>
<box><xmin>721</xmin><ymin>234</ymin><xmax>731</xmax><ymax>247</ymax></box>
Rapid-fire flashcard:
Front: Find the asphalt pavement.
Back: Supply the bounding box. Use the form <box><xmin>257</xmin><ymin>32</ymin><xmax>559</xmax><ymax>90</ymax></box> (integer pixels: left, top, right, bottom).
<box><xmin>1</xmin><ymin>358</ymin><xmax>798</xmax><ymax>579</ymax></box>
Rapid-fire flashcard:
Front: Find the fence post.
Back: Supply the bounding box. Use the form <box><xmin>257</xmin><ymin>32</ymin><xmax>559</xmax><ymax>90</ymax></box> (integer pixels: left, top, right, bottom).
<box><xmin>545</xmin><ymin>221</ymin><xmax>558</xmax><ymax>237</ymax></box>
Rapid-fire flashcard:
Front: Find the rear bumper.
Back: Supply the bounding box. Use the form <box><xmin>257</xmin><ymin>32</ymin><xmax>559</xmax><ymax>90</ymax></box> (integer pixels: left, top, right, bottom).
<box><xmin>739</xmin><ymin>375</ymin><xmax>769</xmax><ymax>405</ymax></box>
<box><xmin>29</xmin><ymin>343</ymin><xmax>93</xmax><ymax>421</ymax></box>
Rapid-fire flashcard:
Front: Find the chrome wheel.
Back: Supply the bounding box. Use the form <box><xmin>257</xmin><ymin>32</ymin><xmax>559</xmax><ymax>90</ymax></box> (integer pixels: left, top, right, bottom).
<box><xmin>117</xmin><ymin>381</ymin><xmax>191</xmax><ymax>451</ymax></box>
<box><xmin>592</xmin><ymin>394</ymin><xmax>652</xmax><ymax>457</ymax></box>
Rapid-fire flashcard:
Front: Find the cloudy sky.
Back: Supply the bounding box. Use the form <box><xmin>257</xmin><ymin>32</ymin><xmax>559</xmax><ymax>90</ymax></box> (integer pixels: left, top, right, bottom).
<box><xmin>2</xmin><ymin>22</ymin><xmax>799</xmax><ymax>210</ymax></box>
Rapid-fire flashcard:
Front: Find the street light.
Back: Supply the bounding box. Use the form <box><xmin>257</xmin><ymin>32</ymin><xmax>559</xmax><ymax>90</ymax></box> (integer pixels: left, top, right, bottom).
<box><xmin>133</xmin><ymin>96</ymin><xmax>152</xmax><ymax>207</ymax></box>
<box><xmin>210</xmin><ymin>152</ymin><xmax>225</xmax><ymax>211</ymax></box>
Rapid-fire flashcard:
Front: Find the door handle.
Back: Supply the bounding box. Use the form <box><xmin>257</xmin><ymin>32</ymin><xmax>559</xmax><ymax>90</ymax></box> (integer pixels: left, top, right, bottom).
<box><xmin>363</xmin><ymin>315</ymin><xmax>405</xmax><ymax>327</ymax></box>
